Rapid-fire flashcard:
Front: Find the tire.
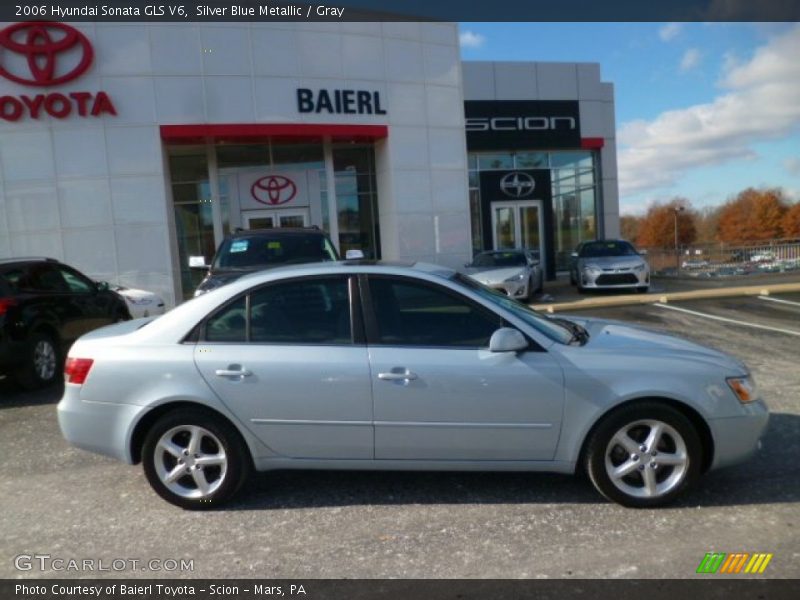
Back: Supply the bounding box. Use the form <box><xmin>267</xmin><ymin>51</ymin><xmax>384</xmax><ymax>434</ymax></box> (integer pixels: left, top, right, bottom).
<box><xmin>636</xmin><ymin>286</ymin><xmax>650</xmax><ymax>294</ymax></box>
<box><xmin>584</xmin><ymin>401</ymin><xmax>702</xmax><ymax>508</ymax></box>
<box><xmin>535</xmin><ymin>271</ymin><xmax>544</xmax><ymax>294</ymax></box>
<box><xmin>569</xmin><ymin>271</ymin><xmax>577</xmax><ymax>286</ymax></box>
<box><xmin>142</xmin><ymin>408</ymin><xmax>251</xmax><ymax>510</ymax></box>
<box><xmin>16</xmin><ymin>332</ymin><xmax>60</xmax><ymax>390</ymax></box>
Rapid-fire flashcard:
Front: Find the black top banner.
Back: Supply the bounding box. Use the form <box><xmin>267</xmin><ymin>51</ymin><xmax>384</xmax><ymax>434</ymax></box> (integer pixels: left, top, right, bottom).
<box><xmin>0</xmin><ymin>0</ymin><xmax>798</xmax><ymax>22</ymax></box>
<box><xmin>466</xmin><ymin>101</ymin><xmax>582</xmax><ymax>152</ymax></box>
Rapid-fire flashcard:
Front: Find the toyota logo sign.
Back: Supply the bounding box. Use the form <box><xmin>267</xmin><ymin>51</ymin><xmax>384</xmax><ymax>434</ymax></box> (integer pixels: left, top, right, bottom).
<box><xmin>251</xmin><ymin>176</ymin><xmax>297</xmax><ymax>206</ymax></box>
<box><xmin>0</xmin><ymin>22</ymin><xmax>94</xmax><ymax>86</ymax></box>
<box><xmin>500</xmin><ymin>171</ymin><xmax>536</xmax><ymax>198</ymax></box>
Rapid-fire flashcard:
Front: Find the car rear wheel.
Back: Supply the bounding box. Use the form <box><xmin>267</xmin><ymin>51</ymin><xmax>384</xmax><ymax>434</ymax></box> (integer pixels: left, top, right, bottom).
<box><xmin>142</xmin><ymin>409</ymin><xmax>251</xmax><ymax>510</ymax></box>
<box><xmin>17</xmin><ymin>332</ymin><xmax>60</xmax><ymax>390</ymax></box>
<box><xmin>584</xmin><ymin>402</ymin><xmax>702</xmax><ymax>507</ymax></box>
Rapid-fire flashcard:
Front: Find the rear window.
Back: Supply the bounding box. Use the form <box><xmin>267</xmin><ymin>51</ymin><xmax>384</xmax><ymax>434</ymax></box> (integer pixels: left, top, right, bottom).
<box><xmin>0</xmin><ymin>268</ymin><xmax>25</xmax><ymax>295</ymax></box>
<box><xmin>212</xmin><ymin>234</ymin><xmax>339</xmax><ymax>269</ymax></box>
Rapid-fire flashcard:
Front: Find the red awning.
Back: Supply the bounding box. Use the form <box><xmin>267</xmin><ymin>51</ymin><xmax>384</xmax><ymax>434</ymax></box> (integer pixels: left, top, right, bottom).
<box><xmin>160</xmin><ymin>123</ymin><xmax>389</xmax><ymax>144</ymax></box>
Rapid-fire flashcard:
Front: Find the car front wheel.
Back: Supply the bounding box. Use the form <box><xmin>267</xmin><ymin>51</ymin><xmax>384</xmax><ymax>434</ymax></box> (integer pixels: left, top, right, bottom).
<box><xmin>17</xmin><ymin>332</ymin><xmax>60</xmax><ymax>390</ymax></box>
<box><xmin>584</xmin><ymin>402</ymin><xmax>702</xmax><ymax>507</ymax></box>
<box><xmin>142</xmin><ymin>409</ymin><xmax>251</xmax><ymax>510</ymax></box>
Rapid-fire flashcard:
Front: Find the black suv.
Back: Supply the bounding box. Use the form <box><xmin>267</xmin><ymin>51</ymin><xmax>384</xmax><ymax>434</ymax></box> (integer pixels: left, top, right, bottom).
<box><xmin>193</xmin><ymin>228</ymin><xmax>340</xmax><ymax>296</ymax></box>
<box><xmin>0</xmin><ymin>258</ymin><xmax>131</xmax><ymax>389</ymax></box>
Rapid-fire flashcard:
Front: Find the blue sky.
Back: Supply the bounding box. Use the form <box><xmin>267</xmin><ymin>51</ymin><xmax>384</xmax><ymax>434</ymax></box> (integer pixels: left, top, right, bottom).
<box><xmin>458</xmin><ymin>23</ymin><xmax>800</xmax><ymax>215</ymax></box>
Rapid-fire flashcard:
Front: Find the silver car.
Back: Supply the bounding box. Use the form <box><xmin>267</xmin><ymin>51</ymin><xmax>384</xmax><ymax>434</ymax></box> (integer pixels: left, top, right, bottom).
<box><xmin>570</xmin><ymin>240</ymin><xmax>650</xmax><ymax>293</ymax></box>
<box><xmin>58</xmin><ymin>262</ymin><xmax>767</xmax><ymax>509</ymax></box>
<box><xmin>463</xmin><ymin>249</ymin><xmax>543</xmax><ymax>301</ymax></box>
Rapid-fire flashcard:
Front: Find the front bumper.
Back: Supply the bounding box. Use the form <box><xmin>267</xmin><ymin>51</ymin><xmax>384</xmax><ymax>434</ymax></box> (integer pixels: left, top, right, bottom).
<box><xmin>484</xmin><ymin>280</ymin><xmax>530</xmax><ymax>299</ymax></box>
<box><xmin>580</xmin><ymin>269</ymin><xmax>649</xmax><ymax>289</ymax></box>
<box><xmin>708</xmin><ymin>399</ymin><xmax>769</xmax><ymax>469</ymax></box>
<box><xmin>57</xmin><ymin>384</ymin><xmax>146</xmax><ymax>464</ymax></box>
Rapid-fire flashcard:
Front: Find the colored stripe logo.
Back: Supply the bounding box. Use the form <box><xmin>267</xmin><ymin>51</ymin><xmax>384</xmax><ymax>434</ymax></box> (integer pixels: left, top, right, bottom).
<box><xmin>696</xmin><ymin>552</ymin><xmax>773</xmax><ymax>574</ymax></box>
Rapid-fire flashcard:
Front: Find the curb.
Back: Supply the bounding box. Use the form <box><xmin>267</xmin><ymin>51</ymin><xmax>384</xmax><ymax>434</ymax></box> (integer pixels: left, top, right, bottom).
<box><xmin>534</xmin><ymin>282</ymin><xmax>800</xmax><ymax>313</ymax></box>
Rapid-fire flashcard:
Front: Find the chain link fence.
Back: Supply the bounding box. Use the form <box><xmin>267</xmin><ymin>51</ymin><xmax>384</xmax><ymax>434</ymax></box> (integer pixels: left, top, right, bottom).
<box><xmin>641</xmin><ymin>238</ymin><xmax>800</xmax><ymax>277</ymax></box>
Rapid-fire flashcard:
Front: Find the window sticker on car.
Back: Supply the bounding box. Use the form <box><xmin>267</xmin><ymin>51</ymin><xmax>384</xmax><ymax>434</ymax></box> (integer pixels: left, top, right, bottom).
<box><xmin>230</xmin><ymin>240</ymin><xmax>249</xmax><ymax>253</ymax></box>
<box><xmin>268</xmin><ymin>241</ymin><xmax>282</xmax><ymax>249</ymax></box>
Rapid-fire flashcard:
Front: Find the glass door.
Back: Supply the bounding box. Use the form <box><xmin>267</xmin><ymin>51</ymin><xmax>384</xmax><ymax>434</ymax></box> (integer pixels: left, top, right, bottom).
<box><xmin>243</xmin><ymin>208</ymin><xmax>310</xmax><ymax>230</ymax></box>
<box><xmin>492</xmin><ymin>201</ymin><xmax>544</xmax><ymax>261</ymax></box>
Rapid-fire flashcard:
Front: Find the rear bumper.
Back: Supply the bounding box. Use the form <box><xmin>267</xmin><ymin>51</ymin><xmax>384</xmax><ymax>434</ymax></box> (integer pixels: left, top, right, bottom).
<box><xmin>708</xmin><ymin>399</ymin><xmax>769</xmax><ymax>469</ymax></box>
<box><xmin>57</xmin><ymin>384</ymin><xmax>146</xmax><ymax>464</ymax></box>
<box><xmin>0</xmin><ymin>338</ymin><xmax>26</xmax><ymax>375</ymax></box>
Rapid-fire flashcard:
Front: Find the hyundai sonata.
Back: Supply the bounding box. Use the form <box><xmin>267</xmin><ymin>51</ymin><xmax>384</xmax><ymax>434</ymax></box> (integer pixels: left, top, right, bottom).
<box><xmin>58</xmin><ymin>262</ymin><xmax>767</xmax><ymax>509</ymax></box>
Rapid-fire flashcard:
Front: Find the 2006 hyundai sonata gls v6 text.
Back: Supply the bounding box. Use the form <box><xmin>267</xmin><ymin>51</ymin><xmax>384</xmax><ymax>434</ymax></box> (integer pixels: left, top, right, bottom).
<box><xmin>58</xmin><ymin>262</ymin><xmax>768</xmax><ymax>509</ymax></box>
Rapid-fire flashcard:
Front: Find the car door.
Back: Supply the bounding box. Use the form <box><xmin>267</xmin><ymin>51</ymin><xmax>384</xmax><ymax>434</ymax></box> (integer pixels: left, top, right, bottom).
<box><xmin>56</xmin><ymin>265</ymin><xmax>114</xmax><ymax>335</ymax></box>
<box><xmin>364</xmin><ymin>275</ymin><xmax>564</xmax><ymax>461</ymax></box>
<box><xmin>193</xmin><ymin>275</ymin><xmax>373</xmax><ymax>459</ymax></box>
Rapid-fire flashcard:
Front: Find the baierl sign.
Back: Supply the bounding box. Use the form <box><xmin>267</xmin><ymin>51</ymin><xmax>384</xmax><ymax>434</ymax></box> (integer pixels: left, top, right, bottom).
<box><xmin>0</xmin><ymin>22</ymin><xmax>117</xmax><ymax>121</ymax></box>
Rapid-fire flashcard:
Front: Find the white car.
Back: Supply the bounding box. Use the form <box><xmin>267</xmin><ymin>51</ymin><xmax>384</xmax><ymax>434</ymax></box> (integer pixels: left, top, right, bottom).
<box><xmin>112</xmin><ymin>285</ymin><xmax>166</xmax><ymax>319</ymax></box>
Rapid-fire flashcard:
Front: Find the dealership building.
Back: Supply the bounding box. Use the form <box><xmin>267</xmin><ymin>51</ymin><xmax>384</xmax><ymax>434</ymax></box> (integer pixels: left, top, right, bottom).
<box><xmin>0</xmin><ymin>21</ymin><xmax>619</xmax><ymax>305</ymax></box>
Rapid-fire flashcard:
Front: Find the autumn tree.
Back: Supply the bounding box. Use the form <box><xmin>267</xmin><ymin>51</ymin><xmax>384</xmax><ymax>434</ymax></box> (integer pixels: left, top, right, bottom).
<box><xmin>782</xmin><ymin>202</ymin><xmax>800</xmax><ymax>238</ymax></box>
<box><xmin>635</xmin><ymin>198</ymin><xmax>697</xmax><ymax>248</ymax></box>
<box><xmin>717</xmin><ymin>188</ymin><xmax>788</xmax><ymax>243</ymax></box>
<box><xmin>695</xmin><ymin>206</ymin><xmax>722</xmax><ymax>244</ymax></box>
<box><xmin>620</xmin><ymin>215</ymin><xmax>641</xmax><ymax>243</ymax></box>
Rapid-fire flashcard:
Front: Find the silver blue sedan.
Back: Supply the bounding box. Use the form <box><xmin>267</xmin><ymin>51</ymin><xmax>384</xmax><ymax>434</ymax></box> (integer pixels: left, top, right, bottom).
<box><xmin>58</xmin><ymin>262</ymin><xmax>767</xmax><ymax>509</ymax></box>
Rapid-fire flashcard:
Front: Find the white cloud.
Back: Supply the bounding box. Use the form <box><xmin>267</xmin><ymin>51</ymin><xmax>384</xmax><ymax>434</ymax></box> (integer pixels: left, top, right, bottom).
<box><xmin>459</xmin><ymin>30</ymin><xmax>486</xmax><ymax>49</ymax></box>
<box><xmin>659</xmin><ymin>23</ymin><xmax>682</xmax><ymax>42</ymax></box>
<box><xmin>618</xmin><ymin>24</ymin><xmax>800</xmax><ymax>198</ymax></box>
<box><xmin>680</xmin><ymin>48</ymin><xmax>702</xmax><ymax>72</ymax></box>
<box><xmin>784</xmin><ymin>157</ymin><xmax>800</xmax><ymax>176</ymax></box>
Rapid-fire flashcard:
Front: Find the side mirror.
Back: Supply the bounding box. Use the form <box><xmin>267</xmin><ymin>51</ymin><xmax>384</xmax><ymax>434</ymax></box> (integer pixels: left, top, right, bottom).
<box><xmin>489</xmin><ymin>328</ymin><xmax>528</xmax><ymax>353</ymax></box>
<box><xmin>189</xmin><ymin>256</ymin><xmax>209</xmax><ymax>269</ymax></box>
<box><xmin>96</xmin><ymin>281</ymin><xmax>110</xmax><ymax>292</ymax></box>
<box><xmin>639</xmin><ymin>249</ymin><xmax>648</xmax><ymax>256</ymax></box>
<box><xmin>345</xmin><ymin>249</ymin><xmax>365</xmax><ymax>260</ymax></box>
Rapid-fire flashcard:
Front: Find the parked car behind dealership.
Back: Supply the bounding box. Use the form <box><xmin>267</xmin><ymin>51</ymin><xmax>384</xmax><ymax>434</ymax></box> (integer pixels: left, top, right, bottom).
<box><xmin>463</xmin><ymin>249</ymin><xmax>543</xmax><ymax>302</ymax></box>
<box><xmin>570</xmin><ymin>239</ymin><xmax>650</xmax><ymax>293</ymax></box>
<box><xmin>192</xmin><ymin>227</ymin><xmax>340</xmax><ymax>297</ymax></box>
<box><xmin>0</xmin><ymin>258</ymin><xmax>130</xmax><ymax>389</ymax></box>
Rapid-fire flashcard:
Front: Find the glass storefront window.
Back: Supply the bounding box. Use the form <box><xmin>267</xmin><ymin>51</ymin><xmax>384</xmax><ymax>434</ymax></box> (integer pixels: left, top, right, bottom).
<box><xmin>468</xmin><ymin>149</ymin><xmax>599</xmax><ymax>272</ymax></box>
<box><xmin>217</xmin><ymin>144</ymin><xmax>269</xmax><ymax>168</ymax></box>
<box><xmin>332</xmin><ymin>145</ymin><xmax>380</xmax><ymax>259</ymax></box>
<box><xmin>477</xmin><ymin>153</ymin><xmax>514</xmax><ymax>170</ymax></box>
<box><xmin>515</xmin><ymin>152</ymin><xmax>548</xmax><ymax>169</ymax></box>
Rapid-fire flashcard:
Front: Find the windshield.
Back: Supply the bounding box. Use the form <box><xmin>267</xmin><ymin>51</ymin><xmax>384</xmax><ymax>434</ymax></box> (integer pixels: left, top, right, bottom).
<box><xmin>452</xmin><ymin>273</ymin><xmax>573</xmax><ymax>345</ymax></box>
<box><xmin>471</xmin><ymin>251</ymin><xmax>527</xmax><ymax>268</ymax></box>
<box><xmin>212</xmin><ymin>234</ymin><xmax>339</xmax><ymax>270</ymax></box>
<box><xmin>579</xmin><ymin>241</ymin><xmax>639</xmax><ymax>258</ymax></box>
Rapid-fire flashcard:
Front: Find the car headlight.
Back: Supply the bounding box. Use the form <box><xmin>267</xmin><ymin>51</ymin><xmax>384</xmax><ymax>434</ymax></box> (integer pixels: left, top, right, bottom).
<box><xmin>727</xmin><ymin>376</ymin><xmax>758</xmax><ymax>403</ymax></box>
<box><xmin>582</xmin><ymin>265</ymin><xmax>601</xmax><ymax>275</ymax></box>
<box><xmin>125</xmin><ymin>297</ymin><xmax>153</xmax><ymax>305</ymax></box>
<box><xmin>633</xmin><ymin>262</ymin><xmax>647</xmax><ymax>272</ymax></box>
<box><xmin>504</xmin><ymin>272</ymin><xmax>526</xmax><ymax>283</ymax></box>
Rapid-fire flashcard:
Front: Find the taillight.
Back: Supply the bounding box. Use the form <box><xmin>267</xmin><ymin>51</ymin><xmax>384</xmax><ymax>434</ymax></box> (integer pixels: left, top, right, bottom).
<box><xmin>0</xmin><ymin>297</ymin><xmax>17</xmax><ymax>316</ymax></box>
<box><xmin>64</xmin><ymin>358</ymin><xmax>94</xmax><ymax>385</ymax></box>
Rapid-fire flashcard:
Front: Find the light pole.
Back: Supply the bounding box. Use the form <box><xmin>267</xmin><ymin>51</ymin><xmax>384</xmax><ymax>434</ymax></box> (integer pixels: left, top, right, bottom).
<box><xmin>674</xmin><ymin>206</ymin><xmax>685</xmax><ymax>271</ymax></box>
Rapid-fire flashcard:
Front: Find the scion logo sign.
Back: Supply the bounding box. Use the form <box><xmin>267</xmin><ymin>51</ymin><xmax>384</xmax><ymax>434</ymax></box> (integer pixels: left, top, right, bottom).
<box><xmin>0</xmin><ymin>22</ymin><xmax>116</xmax><ymax>122</ymax></box>
<box><xmin>251</xmin><ymin>175</ymin><xmax>298</xmax><ymax>206</ymax></box>
<box><xmin>465</xmin><ymin>100</ymin><xmax>581</xmax><ymax>151</ymax></box>
<box><xmin>500</xmin><ymin>171</ymin><xmax>536</xmax><ymax>198</ymax></box>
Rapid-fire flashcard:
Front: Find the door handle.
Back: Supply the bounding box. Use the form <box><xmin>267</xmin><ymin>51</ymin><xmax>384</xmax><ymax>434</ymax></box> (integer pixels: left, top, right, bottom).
<box><xmin>378</xmin><ymin>370</ymin><xmax>418</xmax><ymax>381</ymax></box>
<box><xmin>215</xmin><ymin>368</ymin><xmax>253</xmax><ymax>378</ymax></box>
